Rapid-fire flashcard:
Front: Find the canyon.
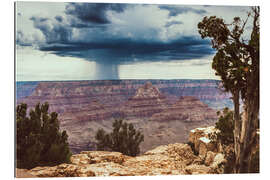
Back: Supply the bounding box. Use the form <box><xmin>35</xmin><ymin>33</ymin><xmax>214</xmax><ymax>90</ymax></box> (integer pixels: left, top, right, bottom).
<box><xmin>16</xmin><ymin>79</ymin><xmax>232</xmax><ymax>154</ymax></box>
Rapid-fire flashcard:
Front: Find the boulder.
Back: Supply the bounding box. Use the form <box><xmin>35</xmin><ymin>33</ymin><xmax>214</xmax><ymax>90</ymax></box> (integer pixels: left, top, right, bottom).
<box><xmin>198</xmin><ymin>137</ymin><xmax>217</xmax><ymax>157</ymax></box>
<box><xmin>189</xmin><ymin>126</ymin><xmax>220</xmax><ymax>157</ymax></box>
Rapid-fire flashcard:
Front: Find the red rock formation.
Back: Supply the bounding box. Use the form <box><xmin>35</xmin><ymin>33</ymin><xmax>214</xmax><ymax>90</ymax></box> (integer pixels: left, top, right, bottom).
<box><xmin>151</xmin><ymin>96</ymin><xmax>218</xmax><ymax>122</ymax></box>
<box><xmin>121</xmin><ymin>82</ymin><xmax>169</xmax><ymax>117</ymax></box>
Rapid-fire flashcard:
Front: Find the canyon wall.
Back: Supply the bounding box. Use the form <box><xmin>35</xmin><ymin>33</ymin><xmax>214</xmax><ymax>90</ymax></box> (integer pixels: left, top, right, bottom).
<box><xmin>16</xmin><ymin>80</ymin><xmax>231</xmax><ymax>153</ymax></box>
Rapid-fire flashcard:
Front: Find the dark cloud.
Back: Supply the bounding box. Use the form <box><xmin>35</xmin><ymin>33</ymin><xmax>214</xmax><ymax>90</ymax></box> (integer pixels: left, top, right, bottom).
<box><xmin>65</xmin><ymin>3</ymin><xmax>128</xmax><ymax>24</ymax></box>
<box><xmin>30</xmin><ymin>16</ymin><xmax>72</xmax><ymax>44</ymax></box>
<box><xmin>37</xmin><ymin>36</ymin><xmax>214</xmax><ymax>80</ymax></box>
<box><xmin>165</xmin><ymin>20</ymin><xmax>183</xmax><ymax>28</ymax></box>
<box><xmin>55</xmin><ymin>15</ymin><xmax>63</xmax><ymax>22</ymax></box>
<box><xmin>39</xmin><ymin>36</ymin><xmax>214</xmax><ymax>62</ymax></box>
<box><xmin>30</xmin><ymin>16</ymin><xmax>49</xmax><ymax>22</ymax></box>
<box><xmin>68</xmin><ymin>16</ymin><xmax>107</xmax><ymax>29</ymax></box>
<box><xmin>159</xmin><ymin>5</ymin><xmax>207</xmax><ymax>17</ymax></box>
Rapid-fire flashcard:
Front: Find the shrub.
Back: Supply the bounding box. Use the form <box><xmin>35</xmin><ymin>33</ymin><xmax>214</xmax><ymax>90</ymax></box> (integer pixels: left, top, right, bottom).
<box><xmin>16</xmin><ymin>102</ymin><xmax>72</xmax><ymax>169</ymax></box>
<box><xmin>215</xmin><ymin>107</ymin><xmax>234</xmax><ymax>145</ymax></box>
<box><xmin>209</xmin><ymin>107</ymin><xmax>235</xmax><ymax>173</ymax></box>
<box><xmin>95</xmin><ymin>119</ymin><xmax>144</xmax><ymax>156</ymax></box>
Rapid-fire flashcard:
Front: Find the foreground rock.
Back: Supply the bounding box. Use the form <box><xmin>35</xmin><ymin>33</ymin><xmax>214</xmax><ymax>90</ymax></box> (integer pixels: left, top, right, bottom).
<box><xmin>26</xmin><ymin>143</ymin><xmax>226</xmax><ymax>177</ymax></box>
<box><xmin>189</xmin><ymin>126</ymin><xmax>222</xmax><ymax>157</ymax></box>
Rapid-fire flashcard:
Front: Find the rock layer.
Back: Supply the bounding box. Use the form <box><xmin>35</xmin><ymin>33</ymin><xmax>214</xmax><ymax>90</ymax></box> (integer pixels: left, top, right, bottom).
<box><xmin>16</xmin><ymin>79</ymin><xmax>233</xmax><ymax>110</ymax></box>
<box><xmin>151</xmin><ymin>96</ymin><xmax>217</xmax><ymax>122</ymax></box>
<box><xmin>121</xmin><ymin>82</ymin><xmax>169</xmax><ymax>117</ymax></box>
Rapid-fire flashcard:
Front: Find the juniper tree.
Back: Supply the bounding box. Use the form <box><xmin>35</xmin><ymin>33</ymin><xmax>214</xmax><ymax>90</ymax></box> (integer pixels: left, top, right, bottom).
<box><xmin>198</xmin><ymin>7</ymin><xmax>259</xmax><ymax>173</ymax></box>
<box><xmin>16</xmin><ymin>102</ymin><xmax>72</xmax><ymax>169</ymax></box>
<box><xmin>95</xmin><ymin>119</ymin><xmax>144</xmax><ymax>156</ymax></box>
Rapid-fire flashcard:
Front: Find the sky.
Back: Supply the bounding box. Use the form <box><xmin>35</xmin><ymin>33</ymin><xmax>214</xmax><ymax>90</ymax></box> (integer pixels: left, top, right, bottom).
<box><xmin>15</xmin><ymin>2</ymin><xmax>252</xmax><ymax>81</ymax></box>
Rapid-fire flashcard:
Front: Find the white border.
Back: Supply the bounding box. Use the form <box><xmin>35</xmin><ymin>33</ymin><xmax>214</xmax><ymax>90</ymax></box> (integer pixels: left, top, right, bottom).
<box><xmin>1</xmin><ymin>0</ymin><xmax>269</xmax><ymax>180</ymax></box>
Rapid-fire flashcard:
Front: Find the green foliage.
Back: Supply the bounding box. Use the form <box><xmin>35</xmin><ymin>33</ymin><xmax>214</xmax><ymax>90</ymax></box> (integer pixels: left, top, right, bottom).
<box><xmin>207</xmin><ymin>107</ymin><xmax>235</xmax><ymax>173</ymax></box>
<box><xmin>215</xmin><ymin>107</ymin><xmax>234</xmax><ymax>145</ymax></box>
<box><xmin>198</xmin><ymin>7</ymin><xmax>259</xmax><ymax>111</ymax></box>
<box><xmin>198</xmin><ymin>13</ymin><xmax>253</xmax><ymax>97</ymax></box>
<box><xmin>16</xmin><ymin>102</ymin><xmax>72</xmax><ymax>169</ymax></box>
<box><xmin>95</xmin><ymin>119</ymin><xmax>144</xmax><ymax>156</ymax></box>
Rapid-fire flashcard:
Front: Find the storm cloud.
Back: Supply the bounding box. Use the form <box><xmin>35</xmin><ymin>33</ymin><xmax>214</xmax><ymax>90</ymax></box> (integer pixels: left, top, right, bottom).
<box><xmin>65</xmin><ymin>3</ymin><xmax>129</xmax><ymax>24</ymax></box>
<box><xmin>27</xmin><ymin>2</ymin><xmax>215</xmax><ymax>65</ymax></box>
<box><xmin>16</xmin><ymin>2</ymin><xmax>251</xmax><ymax>80</ymax></box>
<box><xmin>39</xmin><ymin>37</ymin><xmax>213</xmax><ymax>61</ymax></box>
<box><xmin>30</xmin><ymin>16</ymin><xmax>72</xmax><ymax>44</ymax></box>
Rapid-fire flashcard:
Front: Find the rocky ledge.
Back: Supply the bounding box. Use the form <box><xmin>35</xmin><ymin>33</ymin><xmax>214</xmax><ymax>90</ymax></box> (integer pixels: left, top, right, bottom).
<box><xmin>28</xmin><ymin>143</ymin><xmax>226</xmax><ymax>177</ymax></box>
<box><xmin>19</xmin><ymin>126</ymin><xmax>227</xmax><ymax>177</ymax></box>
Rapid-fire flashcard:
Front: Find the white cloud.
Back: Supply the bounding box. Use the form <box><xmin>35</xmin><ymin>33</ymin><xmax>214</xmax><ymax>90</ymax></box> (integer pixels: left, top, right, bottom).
<box><xmin>119</xmin><ymin>56</ymin><xmax>219</xmax><ymax>80</ymax></box>
<box><xmin>16</xmin><ymin>46</ymin><xmax>96</xmax><ymax>81</ymax></box>
<box><xmin>109</xmin><ymin>5</ymin><xmax>169</xmax><ymax>41</ymax></box>
<box><xmin>107</xmin><ymin>4</ymin><xmax>252</xmax><ymax>42</ymax></box>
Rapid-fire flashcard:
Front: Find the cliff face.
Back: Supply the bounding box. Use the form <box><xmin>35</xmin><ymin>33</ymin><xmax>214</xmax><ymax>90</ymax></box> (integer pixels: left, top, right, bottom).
<box><xmin>151</xmin><ymin>96</ymin><xmax>217</xmax><ymax>122</ymax></box>
<box><xmin>16</xmin><ymin>80</ymin><xmax>226</xmax><ymax>153</ymax></box>
<box><xmin>121</xmin><ymin>82</ymin><xmax>169</xmax><ymax>117</ymax></box>
<box><xmin>20</xmin><ymin>127</ymin><xmax>227</xmax><ymax>177</ymax></box>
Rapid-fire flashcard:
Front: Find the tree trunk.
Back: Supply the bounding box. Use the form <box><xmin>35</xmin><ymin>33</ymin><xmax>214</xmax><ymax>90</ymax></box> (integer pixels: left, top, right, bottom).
<box><xmin>234</xmin><ymin>92</ymin><xmax>258</xmax><ymax>173</ymax></box>
<box><xmin>239</xmin><ymin>97</ymin><xmax>259</xmax><ymax>172</ymax></box>
<box><xmin>236</xmin><ymin>50</ymin><xmax>259</xmax><ymax>173</ymax></box>
<box><xmin>241</xmin><ymin>62</ymin><xmax>259</xmax><ymax>173</ymax></box>
<box><xmin>233</xmin><ymin>90</ymin><xmax>241</xmax><ymax>173</ymax></box>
